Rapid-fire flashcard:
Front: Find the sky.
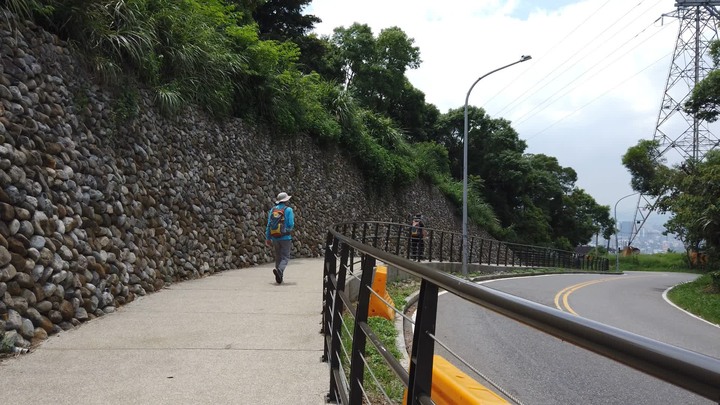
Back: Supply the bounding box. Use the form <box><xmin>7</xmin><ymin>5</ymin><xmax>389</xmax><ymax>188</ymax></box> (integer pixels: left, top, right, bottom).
<box><xmin>305</xmin><ymin>0</ymin><xmax>720</xmax><ymax>226</ymax></box>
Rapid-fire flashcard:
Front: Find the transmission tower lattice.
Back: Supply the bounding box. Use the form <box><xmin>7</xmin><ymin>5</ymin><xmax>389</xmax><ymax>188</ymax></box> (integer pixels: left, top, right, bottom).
<box><xmin>628</xmin><ymin>1</ymin><xmax>720</xmax><ymax>248</ymax></box>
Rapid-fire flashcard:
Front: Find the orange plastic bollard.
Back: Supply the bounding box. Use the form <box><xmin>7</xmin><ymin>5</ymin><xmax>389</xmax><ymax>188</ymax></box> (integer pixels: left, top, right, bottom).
<box><xmin>368</xmin><ymin>265</ymin><xmax>395</xmax><ymax>320</ymax></box>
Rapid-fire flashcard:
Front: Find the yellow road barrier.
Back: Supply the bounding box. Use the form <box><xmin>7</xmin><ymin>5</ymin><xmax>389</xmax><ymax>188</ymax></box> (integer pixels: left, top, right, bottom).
<box><xmin>368</xmin><ymin>265</ymin><xmax>394</xmax><ymax>320</ymax></box>
<box><xmin>404</xmin><ymin>355</ymin><xmax>508</xmax><ymax>404</ymax></box>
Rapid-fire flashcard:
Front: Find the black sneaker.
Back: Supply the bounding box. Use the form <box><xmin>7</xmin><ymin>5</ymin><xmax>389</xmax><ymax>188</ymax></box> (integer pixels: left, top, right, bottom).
<box><xmin>273</xmin><ymin>269</ymin><xmax>282</xmax><ymax>284</ymax></box>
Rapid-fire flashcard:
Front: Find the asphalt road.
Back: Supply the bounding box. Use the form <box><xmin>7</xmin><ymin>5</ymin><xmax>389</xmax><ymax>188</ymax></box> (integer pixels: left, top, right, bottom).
<box><xmin>433</xmin><ymin>272</ymin><xmax>719</xmax><ymax>405</ymax></box>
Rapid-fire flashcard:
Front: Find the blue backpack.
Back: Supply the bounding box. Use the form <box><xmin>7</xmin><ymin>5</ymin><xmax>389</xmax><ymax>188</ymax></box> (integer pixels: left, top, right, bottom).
<box><xmin>269</xmin><ymin>206</ymin><xmax>288</xmax><ymax>237</ymax></box>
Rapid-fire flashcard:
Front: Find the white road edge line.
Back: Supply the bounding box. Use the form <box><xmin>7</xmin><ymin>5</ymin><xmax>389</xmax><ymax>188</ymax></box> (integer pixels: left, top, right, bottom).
<box><xmin>662</xmin><ymin>284</ymin><xmax>720</xmax><ymax>329</ymax></box>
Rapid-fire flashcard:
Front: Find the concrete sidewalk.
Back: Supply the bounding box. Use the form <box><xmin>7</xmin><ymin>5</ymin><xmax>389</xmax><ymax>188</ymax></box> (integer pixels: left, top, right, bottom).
<box><xmin>0</xmin><ymin>258</ymin><xmax>329</xmax><ymax>404</ymax></box>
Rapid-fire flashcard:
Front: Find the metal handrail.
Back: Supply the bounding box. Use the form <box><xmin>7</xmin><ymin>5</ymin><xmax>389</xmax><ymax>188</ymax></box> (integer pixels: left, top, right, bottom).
<box><xmin>334</xmin><ymin>221</ymin><xmax>609</xmax><ymax>271</ymax></box>
<box><xmin>322</xmin><ymin>222</ymin><xmax>720</xmax><ymax>404</ymax></box>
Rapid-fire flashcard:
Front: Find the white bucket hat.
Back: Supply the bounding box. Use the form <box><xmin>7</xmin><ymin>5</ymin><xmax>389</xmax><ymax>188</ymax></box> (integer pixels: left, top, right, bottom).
<box><xmin>275</xmin><ymin>192</ymin><xmax>292</xmax><ymax>204</ymax></box>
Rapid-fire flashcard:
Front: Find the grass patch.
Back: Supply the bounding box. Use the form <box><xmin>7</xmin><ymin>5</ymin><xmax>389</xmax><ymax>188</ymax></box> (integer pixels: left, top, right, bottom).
<box><xmin>387</xmin><ymin>278</ymin><xmax>421</xmax><ymax>309</ymax></box>
<box><xmin>610</xmin><ymin>252</ymin><xmax>691</xmax><ymax>272</ymax></box>
<box><xmin>339</xmin><ymin>313</ymin><xmax>406</xmax><ymax>404</ymax></box>
<box><xmin>333</xmin><ymin>277</ymin><xmax>423</xmax><ymax>403</ymax></box>
<box><xmin>667</xmin><ymin>274</ymin><xmax>720</xmax><ymax>325</ymax></box>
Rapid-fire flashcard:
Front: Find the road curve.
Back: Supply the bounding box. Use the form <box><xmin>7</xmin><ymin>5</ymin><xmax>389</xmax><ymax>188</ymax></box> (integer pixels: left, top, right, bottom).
<box><xmin>432</xmin><ymin>272</ymin><xmax>719</xmax><ymax>405</ymax></box>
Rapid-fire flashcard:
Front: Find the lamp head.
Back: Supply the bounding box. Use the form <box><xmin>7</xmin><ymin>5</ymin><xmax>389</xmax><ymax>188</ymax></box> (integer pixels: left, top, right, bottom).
<box><xmin>520</xmin><ymin>55</ymin><xmax>532</xmax><ymax>61</ymax></box>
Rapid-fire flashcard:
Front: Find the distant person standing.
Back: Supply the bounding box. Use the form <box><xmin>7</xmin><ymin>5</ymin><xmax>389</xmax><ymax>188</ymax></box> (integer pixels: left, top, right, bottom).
<box><xmin>265</xmin><ymin>192</ymin><xmax>295</xmax><ymax>284</ymax></box>
<box><xmin>410</xmin><ymin>213</ymin><xmax>425</xmax><ymax>260</ymax></box>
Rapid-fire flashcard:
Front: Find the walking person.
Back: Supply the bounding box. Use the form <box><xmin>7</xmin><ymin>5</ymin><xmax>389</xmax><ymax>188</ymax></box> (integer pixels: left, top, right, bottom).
<box><xmin>265</xmin><ymin>192</ymin><xmax>295</xmax><ymax>284</ymax></box>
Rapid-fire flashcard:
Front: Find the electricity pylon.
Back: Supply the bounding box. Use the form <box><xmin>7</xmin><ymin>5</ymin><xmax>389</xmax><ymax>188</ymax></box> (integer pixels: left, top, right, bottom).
<box><xmin>628</xmin><ymin>1</ymin><xmax>720</xmax><ymax>248</ymax></box>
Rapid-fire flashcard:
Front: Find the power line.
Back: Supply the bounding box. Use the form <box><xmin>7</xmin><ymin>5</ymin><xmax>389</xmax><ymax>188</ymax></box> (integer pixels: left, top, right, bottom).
<box><xmin>492</xmin><ymin>1</ymin><xmax>657</xmax><ymax>118</ymax></box>
<box><xmin>511</xmin><ymin>15</ymin><xmax>673</xmax><ymax>126</ymax></box>
<box><xmin>521</xmin><ymin>50</ymin><xmax>671</xmax><ymax>142</ymax></box>
<box><xmin>483</xmin><ymin>0</ymin><xmax>612</xmax><ymax>108</ymax></box>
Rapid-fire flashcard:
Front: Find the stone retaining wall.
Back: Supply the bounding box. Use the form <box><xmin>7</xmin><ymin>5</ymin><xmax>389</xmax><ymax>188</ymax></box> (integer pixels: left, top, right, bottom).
<box><xmin>0</xmin><ymin>11</ymin><xmax>490</xmax><ymax>352</ymax></box>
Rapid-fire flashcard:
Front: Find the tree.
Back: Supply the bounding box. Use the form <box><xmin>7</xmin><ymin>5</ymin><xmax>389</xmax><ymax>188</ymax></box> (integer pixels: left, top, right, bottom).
<box><xmin>663</xmin><ymin>152</ymin><xmax>720</xmax><ymax>267</ymax></box>
<box><xmin>430</xmin><ymin>106</ymin><xmax>611</xmax><ymax>248</ymax></box>
<box><xmin>250</xmin><ymin>0</ymin><xmax>320</xmax><ymax>42</ymax></box>
<box><xmin>685</xmin><ymin>40</ymin><xmax>720</xmax><ymax>122</ymax></box>
<box><xmin>245</xmin><ymin>0</ymin><xmax>337</xmax><ymax>77</ymax></box>
<box><xmin>623</xmin><ymin>141</ymin><xmax>720</xmax><ymax>268</ymax></box>
<box><xmin>621</xmin><ymin>139</ymin><xmax>671</xmax><ymax>195</ymax></box>
<box><xmin>329</xmin><ymin>23</ymin><xmax>429</xmax><ymax>138</ymax></box>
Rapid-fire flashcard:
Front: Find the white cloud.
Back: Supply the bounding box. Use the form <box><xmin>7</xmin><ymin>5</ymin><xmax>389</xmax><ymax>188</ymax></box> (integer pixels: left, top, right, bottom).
<box><xmin>307</xmin><ymin>0</ymin><xmax>717</xmax><ymax>220</ymax></box>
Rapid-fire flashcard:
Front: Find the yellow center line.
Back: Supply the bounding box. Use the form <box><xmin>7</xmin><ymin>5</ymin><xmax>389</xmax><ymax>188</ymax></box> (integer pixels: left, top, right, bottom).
<box><xmin>553</xmin><ymin>275</ymin><xmax>650</xmax><ymax>315</ymax></box>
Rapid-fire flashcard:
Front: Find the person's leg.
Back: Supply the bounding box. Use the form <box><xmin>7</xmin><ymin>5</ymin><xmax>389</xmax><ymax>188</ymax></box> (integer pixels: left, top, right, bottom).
<box><xmin>272</xmin><ymin>241</ymin><xmax>282</xmax><ymax>283</ymax></box>
<box><xmin>277</xmin><ymin>239</ymin><xmax>292</xmax><ymax>276</ymax></box>
<box><xmin>273</xmin><ymin>241</ymin><xmax>282</xmax><ymax>270</ymax></box>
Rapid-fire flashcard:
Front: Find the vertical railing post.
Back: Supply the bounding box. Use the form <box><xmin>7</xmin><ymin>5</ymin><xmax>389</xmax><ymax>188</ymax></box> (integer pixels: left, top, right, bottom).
<box><xmin>395</xmin><ymin>224</ymin><xmax>402</xmax><ymax>257</ymax></box>
<box><xmin>324</xmin><ymin>235</ymin><xmax>343</xmax><ymax>402</ymax></box>
<box><xmin>348</xmin><ymin>254</ymin><xmax>376</xmax><ymax>404</ymax></box>
<box><xmin>406</xmin><ymin>225</ymin><xmax>413</xmax><ymax>260</ymax></box>
<box><xmin>487</xmin><ymin>241</ymin><xmax>493</xmax><ymax>265</ymax></box>
<box><xmin>407</xmin><ymin>279</ymin><xmax>439</xmax><ymax>404</ymax></box>
<box><xmin>328</xmin><ymin>243</ymin><xmax>351</xmax><ymax>400</ymax></box>
<box><xmin>322</xmin><ymin>232</ymin><xmax>338</xmax><ymax>340</ymax></box>
<box><xmin>469</xmin><ymin>237</ymin><xmax>475</xmax><ymax>265</ymax></box>
<box><xmin>449</xmin><ymin>233</ymin><xmax>455</xmax><ymax>262</ymax></box>
<box><xmin>439</xmin><ymin>232</ymin><xmax>445</xmax><ymax>262</ymax></box>
<box><xmin>427</xmin><ymin>230</ymin><xmax>434</xmax><ymax>262</ymax></box>
<box><xmin>479</xmin><ymin>238</ymin><xmax>485</xmax><ymax>265</ymax></box>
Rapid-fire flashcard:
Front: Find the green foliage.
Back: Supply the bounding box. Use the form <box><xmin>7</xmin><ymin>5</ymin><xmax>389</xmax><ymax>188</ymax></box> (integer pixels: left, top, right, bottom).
<box><xmin>32</xmin><ymin>0</ymin><xmax>248</xmax><ymax>117</ymax></box>
<box><xmin>432</xmin><ymin>174</ymin><xmax>502</xmax><ymax>235</ymax></box>
<box><xmin>613</xmin><ymin>252</ymin><xmax>689</xmax><ymax>272</ymax></box>
<box><xmin>624</xmin><ymin>142</ymin><xmax>720</xmax><ymax>268</ymax></box>
<box><xmin>329</xmin><ymin>23</ymin><xmax>427</xmax><ymax>139</ymax></box>
<box><xmin>339</xmin><ymin>313</ymin><xmax>405</xmax><ymax>403</ymax></box>
<box><xmin>622</xmin><ymin>139</ymin><xmax>671</xmax><ymax>195</ymax></box>
<box><xmin>387</xmin><ymin>279</ymin><xmax>420</xmax><ymax>310</ymax></box>
<box><xmin>360</xmin><ymin>110</ymin><xmax>413</xmax><ymax>155</ymax></box>
<box><xmin>413</xmin><ymin>141</ymin><xmax>450</xmax><ymax>180</ymax></box>
<box><xmin>73</xmin><ymin>85</ymin><xmax>90</xmax><ymax>109</ymax></box>
<box><xmin>152</xmin><ymin>82</ymin><xmax>184</xmax><ymax>116</ymax></box>
<box><xmin>250</xmin><ymin>0</ymin><xmax>319</xmax><ymax>42</ymax></box>
<box><xmin>7</xmin><ymin>0</ymin><xmax>618</xmax><ymax>248</ymax></box>
<box><xmin>0</xmin><ymin>332</ymin><xmax>13</xmax><ymax>353</ymax></box>
<box><xmin>685</xmin><ymin>39</ymin><xmax>720</xmax><ymax>122</ymax></box>
<box><xmin>1</xmin><ymin>0</ymin><xmax>42</xmax><ymax>21</ymax></box>
<box><xmin>297</xmin><ymin>75</ymin><xmax>343</xmax><ymax>140</ymax></box>
<box><xmin>711</xmin><ymin>271</ymin><xmax>720</xmax><ymax>290</ymax></box>
<box><xmin>112</xmin><ymin>86</ymin><xmax>140</xmax><ymax>122</ymax></box>
<box><xmin>364</xmin><ymin>317</ymin><xmax>406</xmax><ymax>401</ymax></box>
<box><xmin>428</xmin><ymin>105</ymin><xmax>611</xmax><ymax>247</ymax></box>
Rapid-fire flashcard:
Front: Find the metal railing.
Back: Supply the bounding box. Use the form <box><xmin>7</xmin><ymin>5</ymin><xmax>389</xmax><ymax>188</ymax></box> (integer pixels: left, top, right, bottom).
<box><xmin>332</xmin><ymin>221</ymin><xmax>608</xmax><ymax>271</ymax></box>
<box><xmin>321</xmin><ymin>221</ymin><xmax>720</xmax><ymax>404</ymax></box>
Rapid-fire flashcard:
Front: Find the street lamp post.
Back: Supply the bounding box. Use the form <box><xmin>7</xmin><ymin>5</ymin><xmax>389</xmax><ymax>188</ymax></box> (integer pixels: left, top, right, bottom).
<box><xmin>614</xmin><ymin>192</ymin><xmax>639</xmax><ymax>272</ymax></box>
<box><xmin>462</xmin><ymin>55</ymin><xmax>532</xmax><ymax>276</ymax></box>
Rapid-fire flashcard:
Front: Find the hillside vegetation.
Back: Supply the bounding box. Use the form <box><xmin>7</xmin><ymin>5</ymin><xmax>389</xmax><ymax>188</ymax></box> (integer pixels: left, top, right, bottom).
<box><xmin>2</xmin><ymin>0</ymin><xmax>616</xmax><ymax>250</ymax></box>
